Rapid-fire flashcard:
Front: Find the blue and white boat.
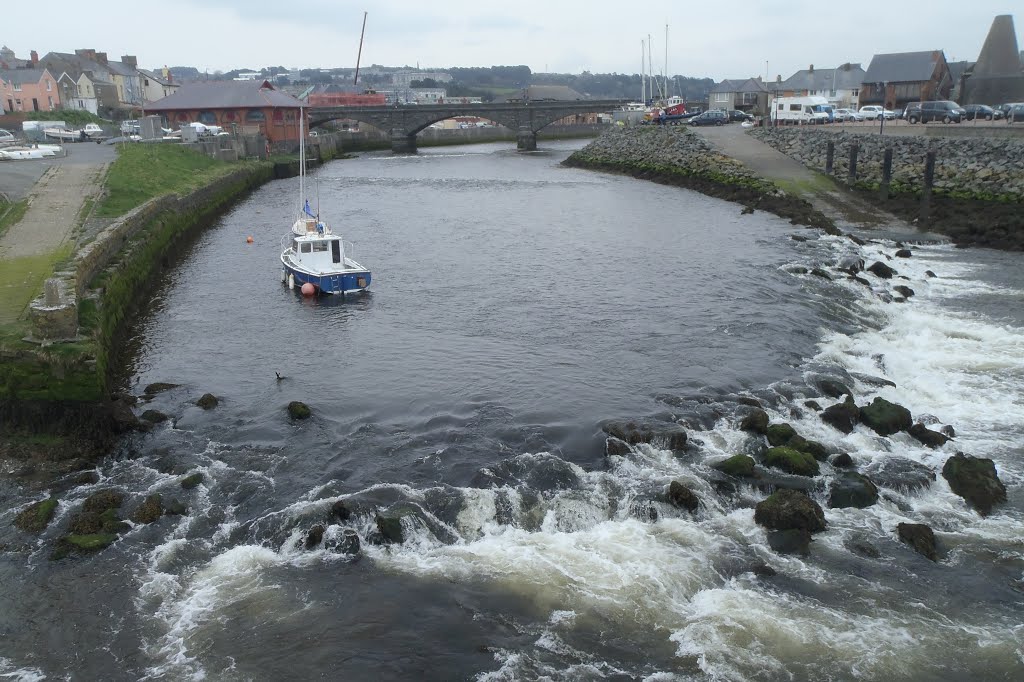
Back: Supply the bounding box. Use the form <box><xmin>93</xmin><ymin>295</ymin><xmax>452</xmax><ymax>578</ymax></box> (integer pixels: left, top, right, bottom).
<box><xmin>280</xmin><ymin>108</ymin><xmax>371</xmax><ymax>295</ymax></box>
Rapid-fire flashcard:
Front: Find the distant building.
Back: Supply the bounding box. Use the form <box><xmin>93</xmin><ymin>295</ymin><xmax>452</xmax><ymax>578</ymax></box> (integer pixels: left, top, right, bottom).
<box><xmin>139</xmin><ymin>68</ymin><xmax>180</xmax><ymax>104</ymax></box>
<box><xmin>0</xmin><ymin>45</ymin><xmax>34</xmax><ymax>70</ymax></box>
<box><xmin>234</xmin><ymin>71</ymin><xmax>261</xmax><ymax>81</ymax></box>
<box><xmin>307</xmin><ymin>84</ymin><xmax>385</xmax><ymax>107</ymax></box>
<box><xmin>39</xmin><ymin>49</ymin><xmax>143</xmax><ymax>111</ymax></box>
<box><xmin>709</xmin><ymin>78</ymin><xmax>768</xmax><ymax>113</ymax></box>
<box><xmin>145</xmin><ymin>79</ymin><xmax>305</xmax><ymax>143</ymax></box>
<box><xmin>0</xmin><ymin>68</ymin><xmax>60</xmax><ymax>113</ymax></box>
<box><xmin>860</xmin><ymin>50</ymin><xmax>952</xmax><ymax>109</ymax></box>
<box><xmin>392</xmin><ymin>71</ymin><xmax>452</xmax><ymax>87</ymax></box>
<box><xmin>777</xmin><ymin>63</ymin><xmax>866</xmax><ymax>108</ymax></box>
<box><xmin>961</xmin><ymin>15</ymin><xmax>1024</xmax><ymax>104</ymax></box>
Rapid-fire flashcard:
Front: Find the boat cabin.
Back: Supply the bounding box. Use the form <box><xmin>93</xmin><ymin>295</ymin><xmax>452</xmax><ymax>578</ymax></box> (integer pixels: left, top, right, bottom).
<box><xmin>292</xmin><ymin>233</ymin><xmax>345</xmax><ymax>271</ymax></box>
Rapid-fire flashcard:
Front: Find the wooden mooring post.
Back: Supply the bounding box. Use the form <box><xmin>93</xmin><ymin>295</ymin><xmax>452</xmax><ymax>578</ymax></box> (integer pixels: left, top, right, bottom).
<box><xmin>880</xmin><ymin>147</ymin><xmax>893</xmax><ymax>200</ymax></box>
<box><xmin>920</xmin><ymin>150</ymin><xmax>936</xmax><ymax>225</ymax></box>
<box><xmin>825</xmin><ymin>141</ymin><xmax>834</xmax><ymax>175</ymax></box>
<box><xmin>847</xmin><ymin>144</ymin><xmax>859</xmax><ymax>184</ymax></box>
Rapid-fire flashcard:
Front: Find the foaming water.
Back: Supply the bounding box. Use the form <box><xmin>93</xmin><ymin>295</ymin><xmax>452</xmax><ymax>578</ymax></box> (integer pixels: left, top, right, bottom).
<box><xmin>2</xmin><ymin>140</ymin><xmax>1023</xmax><ymax>680</ymax></box>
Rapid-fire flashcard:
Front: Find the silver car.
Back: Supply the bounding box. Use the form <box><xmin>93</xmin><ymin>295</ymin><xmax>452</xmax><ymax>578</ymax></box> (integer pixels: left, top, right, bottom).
<box><xmin>834</xmin><ymin>108</ymin><xmax>863</xmax><ymax>122</ymax></box>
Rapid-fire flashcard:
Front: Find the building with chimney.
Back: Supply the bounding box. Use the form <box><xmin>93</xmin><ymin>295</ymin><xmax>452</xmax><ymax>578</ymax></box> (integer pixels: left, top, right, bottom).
<box><xmin>1</xmin><ymin>68</ymin><xmax>60</xmax><ymax>113</ymax></box>
<box><xmin>777</xmin><ymin>63</ymin><xmax>866</xmax><ymax>108</ymax></box>
<box><xmin>860</xmin><ymin>50</ymin><xmax>953</xmax><ymax>109</ymax></box>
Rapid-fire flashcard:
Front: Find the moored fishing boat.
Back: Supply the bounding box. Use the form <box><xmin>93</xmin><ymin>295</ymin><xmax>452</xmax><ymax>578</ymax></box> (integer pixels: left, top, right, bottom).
<box><xmin>279</xmin><ymin>107</ymin><xmax>371</xmax><ymax>295</ymax></box>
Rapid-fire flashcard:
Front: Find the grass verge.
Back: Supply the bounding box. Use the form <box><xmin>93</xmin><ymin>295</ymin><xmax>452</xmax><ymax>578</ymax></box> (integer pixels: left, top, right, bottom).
<box><xmin>0</xmin><ymin>244</ymin><xmax>75</xmax><ymax>332</ymax></box>
<box><xmin>0</xmin><ymin>199</ymin><xmax>29</xmax><ymax>241</ymax></box>
<box><xmin>95</xmin><ymin>144</ymin><xmax>235</xmax><ymax>218</ymax></box>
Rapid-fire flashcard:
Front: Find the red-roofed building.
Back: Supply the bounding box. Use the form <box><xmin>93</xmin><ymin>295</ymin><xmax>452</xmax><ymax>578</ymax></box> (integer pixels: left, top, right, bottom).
<box><xmin>145</xmin><ymin>80</ymin><xmax>304</xmax><ymax>143</ymax></box>
<box><xmin>307</xmin><ymin>84</ymin><xmax>385</xmax><ymax>107</ymax></box>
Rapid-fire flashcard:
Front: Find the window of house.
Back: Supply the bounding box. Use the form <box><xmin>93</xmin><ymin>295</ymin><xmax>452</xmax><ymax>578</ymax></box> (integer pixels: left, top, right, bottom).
<box><xmin>223</xmin><ymin>110</ymin><xmax>238</xmax><ymax>121</ymax></box>
<box><xmin>246</xmin><ymin>110</ymin><xmax>265</xmax><ymax>122</ymax></box>
<box><xmin>197</xmin><ymin>111</ymin><xmax>217</xmax><ymax>124</ymax></box>
<box><xmin>46</xmin><ymin>80</ymin><xmax>51</xmax><ymax>91</ymax></box>
<box><xmin>714</xmin><ymin>93</ymin><xmax>729</xmax><ymax>102</ymax></box>
<box><xmin>852</xmin><ymin>89</ymin><xmax>859</xmax><ymax>96</ymax></box>
<box><xmin>810</xmin><ymin>90</ymin><xmax>817</xmax><ymax>95</ymax></box>
<box><xmin>144</xmin><ymin>79</ymin><xmax>149</xmax><ymax>86</ymax></box>
<box><xmin>13</xmin><ymin>83</ymin><xmax>21</xmax><ymax>91</ymax></box>
<box><xmin>273</xmin><ymin>110</ymin><xmax>283</xmax><ymax>121</ymax></box>
<box><xmin>48</xmin><ymin>96</ymin><xmax>53</xmax><ymax>109</ymax></box>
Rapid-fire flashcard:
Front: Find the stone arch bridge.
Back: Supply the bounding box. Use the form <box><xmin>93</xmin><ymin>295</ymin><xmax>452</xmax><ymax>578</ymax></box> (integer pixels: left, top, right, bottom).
<box><xmin>308</xmin><ymin>100</ymin><xmax>627</xmax><ymax>153</ymax></box>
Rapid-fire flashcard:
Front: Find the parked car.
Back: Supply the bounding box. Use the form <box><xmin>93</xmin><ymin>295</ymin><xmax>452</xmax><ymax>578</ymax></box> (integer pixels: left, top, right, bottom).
<box><xmin>728</xmin><ymin>110</ymin><xmax>754</xmax><ymax>122</ymax></box>
<box><xmin>995</xmin><ymin>103</ymin><xmax>1016</xmax><ymax>118</ymax></box>
<box><xmin>833</xmin><ymin>108</ymin><xmax>862</xmax><ymax>122</ymax></box>
<box><xmin>903</xmin><ymin>102</ymin><xmax>922</xmax><ymax>120</ymax></box>
<box><xmin>688</xmin><ymin>110</ymin><xmax>729</xmax><ymax>126</ymax></box>
<box><xmin>962</xmin><ymin>104</ymin><xmax>997</xmax><ymax>121</ymax></box>
<box><xmin>907</xmin><ymin>100</ymin><xmax>966</xmax><ymax>124</ymax></box>
<box><xmin>0</xmin><ymin>128</ymin><xmax>16</xmax><ymax>143</ymax></box>
<box><xmin>858</xmin><ymin>105</ymin><xmax>896</xmax><ymax>120</ymax></box>
<box><xmin>1007</xmin><ymin>104</ymin><xmax>1024</xmax><ymax>124</ymax></box>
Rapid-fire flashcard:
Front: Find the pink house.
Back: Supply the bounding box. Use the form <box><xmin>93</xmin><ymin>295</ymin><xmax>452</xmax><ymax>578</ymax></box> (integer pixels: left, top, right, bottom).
<box><xmin>1</xmin><ymin>68</ymin><xmax>60</xmax><ymax>113</ymax></box>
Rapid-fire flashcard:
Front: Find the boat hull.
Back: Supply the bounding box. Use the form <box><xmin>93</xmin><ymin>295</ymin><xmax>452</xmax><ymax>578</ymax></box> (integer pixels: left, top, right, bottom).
<box><xmin>282</xmin><ymin>263</ymin><xmax>371</xmax><ymax>295</ymax></box>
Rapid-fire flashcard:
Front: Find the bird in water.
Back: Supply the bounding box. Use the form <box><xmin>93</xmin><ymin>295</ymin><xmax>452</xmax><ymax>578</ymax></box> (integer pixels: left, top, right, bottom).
<box><xmin>275</xmin><ymin>372</ymin><xmax>286</xmax><ymax>381</ymax></box>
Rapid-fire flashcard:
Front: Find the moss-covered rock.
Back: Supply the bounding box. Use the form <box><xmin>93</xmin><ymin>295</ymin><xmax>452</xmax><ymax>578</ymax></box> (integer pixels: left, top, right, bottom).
<box><xmin>63</xmin><ymin>533</ymin><xmax>118</xmax><ymax>551</ymax></box>
<box><xmin>739</xmin><ymin>408</ymin><xmax>769</xmax><ymax>435</ymax></box>
<box><xmin>667</xmin><ymin>481</ymin><xmax>699</xmax><ymax>512</ymax></box>
<box><xmin>859</xmin><ymin>397</ymin><xmax>912</xmax><ymax>436</ymax></box>
<box><xmin>763</xmin><ymin>447</ymin><xmax>820</xmax><ymax>477</ymax></box>
<box><xmin>821</xmin><ymin>396</ymin><xmax>860</xmax><ymax>434</ymax></box>
<box><xmin>196</xmin><ymin>393</ymin><xmax>219</xmax><ymax>409</ymax></box>
<box><xmin>14</xmin><ymin>497</ymin><xmax>59</xmax><ymax>533</ymax></box>
<box><xmin>766</xmin><ymin>423</ymin><xmax>797</xmax><ymax>446</ymax></box>
<box><xmin>287</xmin><ymin>401</ymin><xmax>312</xmax><ymax>420</ymax></box>
<box><xmin>831</xmin><ymin>453</ymin><xmax>854</xmax><ymax>468</ymax></box>
<box><xmin>713</xmin><ymin>454</ymin><xmax>756</xmax><ymax>477</ymax></box>
<box><xmin>601</xmin><ymin>419</ymin><xmax>687</xmax><ymax>450</ymax></box>
<box><xmin>754</xmin><ymin>489</ymin><xmax>826</xmax><ymax>533</ymax></box>
<box><xmin>180</xmin><ymin>472</ymin><xmax>204</xmax><ymax>489</ymax></box>
<box><xmin>817</xmin><ymin>378</ymin><xmax>853</xmax><ymax>399</ymax></box>
<box><xmin>131</xmin><ymin>494</ymin><xmax>164</xmax><ymax>524</ymax></box>
<box><xmin>82</xmin><ymin>489</ymin><xmax>124</xmax><ymax>513</ymax></box>
<box><xmin>941</xmin><ymin>452</ymin><xmax>1007</xmax><ymax>516</ymax></box>
<box><xmin>143</xmin><ymin>382</ymin><xmax>180</xmax><ymax>396</ymax></box>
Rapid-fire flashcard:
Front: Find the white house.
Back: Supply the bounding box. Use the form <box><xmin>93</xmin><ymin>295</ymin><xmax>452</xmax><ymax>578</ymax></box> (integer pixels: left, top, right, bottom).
<box><xmin>776</xmin><ymin>63</ymin><xmax>866</xmax><ymax>109</ymax></box>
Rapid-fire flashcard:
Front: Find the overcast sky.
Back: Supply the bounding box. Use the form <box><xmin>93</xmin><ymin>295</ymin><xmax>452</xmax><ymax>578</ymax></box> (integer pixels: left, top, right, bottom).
<box><xmin>3</xmin><ymin>1</ymin><xmax>1018</xmax><ymax>80</ymax></box>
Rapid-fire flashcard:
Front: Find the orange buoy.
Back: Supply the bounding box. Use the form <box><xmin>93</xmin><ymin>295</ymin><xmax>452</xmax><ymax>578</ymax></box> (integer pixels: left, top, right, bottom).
<box><xmin>246</xmin><ymin>236</ymin><xmax>254</xmax><ymax>243</ymax></box>
<box><xmin>300</xmin><ymin>282</ymin><xmax>316</xmax><ymax>296</ymax></box>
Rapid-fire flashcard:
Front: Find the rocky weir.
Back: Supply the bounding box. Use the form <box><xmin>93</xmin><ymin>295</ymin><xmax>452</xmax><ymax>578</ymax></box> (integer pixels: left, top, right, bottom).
<box><xmin>749</xmin><ymin>127</ymin><xmax>1024</xmax><ymax>249</ymax></box>
<box><xmin>563</xmin><ymin>126</ymin><xmax>837</xmax><ymax>232</ymax></box>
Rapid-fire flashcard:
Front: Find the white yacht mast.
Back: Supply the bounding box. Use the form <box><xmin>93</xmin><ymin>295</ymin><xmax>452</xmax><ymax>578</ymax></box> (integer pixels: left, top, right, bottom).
<box><xmin>640</xmin><ymin>40</ymin><xmax>646</xmax><ymax>104</ymax></box>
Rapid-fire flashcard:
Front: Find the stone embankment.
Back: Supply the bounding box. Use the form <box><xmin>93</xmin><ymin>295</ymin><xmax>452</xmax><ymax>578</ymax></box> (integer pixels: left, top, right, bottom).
<box><xmin>564</xmin><ymin>127</ymin><xmax>836</xmax><ymax>231</ymax></box>
<box><xmin>749</xmin><ymin>127</ymin><xmax>1024</xmax><ymax>248</ymax></box>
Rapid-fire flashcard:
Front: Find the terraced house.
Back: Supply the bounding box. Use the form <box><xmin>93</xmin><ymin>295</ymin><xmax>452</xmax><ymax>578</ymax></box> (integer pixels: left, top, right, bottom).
<box><xmin>0</xmin><ymin>67</ymin><xmax>60</xmax><ymax>113</ymax></box>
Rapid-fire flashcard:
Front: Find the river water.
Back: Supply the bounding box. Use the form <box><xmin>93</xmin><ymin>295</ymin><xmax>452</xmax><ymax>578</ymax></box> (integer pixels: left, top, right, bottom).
<box><xmin>1</xmin><ymin>140</ymin><xmax>1022</xmax><ymax>681</ymax></box>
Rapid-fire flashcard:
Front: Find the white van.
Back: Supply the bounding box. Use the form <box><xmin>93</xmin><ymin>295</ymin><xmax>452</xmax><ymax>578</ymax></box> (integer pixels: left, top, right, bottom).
<box><xmin>771</xmin><ymin>96</ymin><xmax>831</xmax><ymax>125</ymax></box>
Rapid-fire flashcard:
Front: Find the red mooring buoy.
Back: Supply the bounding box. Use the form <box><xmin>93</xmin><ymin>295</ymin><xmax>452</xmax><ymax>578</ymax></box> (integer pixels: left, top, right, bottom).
<box><xmin>246</xmin><ymin>236</ymin><xmax>254</xmax><ymax>244</ymax></box>
<box><xmin>300</xmin><ymin>282</ymin><xmax>316</xmax><ymax>297</ymax></box>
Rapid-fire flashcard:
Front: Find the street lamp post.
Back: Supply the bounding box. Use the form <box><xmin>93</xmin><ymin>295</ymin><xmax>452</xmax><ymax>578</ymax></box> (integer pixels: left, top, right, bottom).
<box><xmin>878</xmin><ymin>81</ymin><xmax>887</xmax><ymax>135</ymax></box>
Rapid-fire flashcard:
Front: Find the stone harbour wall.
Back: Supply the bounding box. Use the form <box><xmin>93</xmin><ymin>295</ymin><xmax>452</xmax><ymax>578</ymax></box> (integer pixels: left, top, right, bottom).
<box><xmin>749</xmin><ymin>128</ymin><xmax>1024</xmax><ymax>201</ymax></box>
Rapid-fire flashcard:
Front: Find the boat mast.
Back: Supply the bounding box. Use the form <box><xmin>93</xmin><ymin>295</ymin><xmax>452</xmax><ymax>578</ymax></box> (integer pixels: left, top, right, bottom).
<box><xmin>353</xmin><ymin>11</ymin><xmax>368</xmax><ymax>86</ymax></box>
<box><xmin>640</xmin><ymin>40</ymin><xmax>645</xmax><ymax>104</ymax></box>
<box><xmin>299</xmin><ymin>105</ymin><xmax>304</xmax><ymax>216</ymax></box>
<box><xmin>664</xmin><ymin>23</ymin><xmax>669</xmax><ymax>98</ymax></box>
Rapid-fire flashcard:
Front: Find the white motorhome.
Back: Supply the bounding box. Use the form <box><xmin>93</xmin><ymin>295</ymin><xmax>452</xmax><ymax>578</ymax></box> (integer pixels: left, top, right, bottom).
<box><xmin>771</xmin><ymin>96</ymin><xmax>831</xmax><ymax>124</ymax></box>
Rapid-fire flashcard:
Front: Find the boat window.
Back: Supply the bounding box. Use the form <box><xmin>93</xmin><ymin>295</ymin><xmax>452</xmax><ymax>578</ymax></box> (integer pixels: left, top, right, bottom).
<box><xmin>300</xmin><ymin>242</ymin><xmax>312</xmax><ymax>253</ymax></box>
<box><xmin>312</xmin><ymin>241</ymin><xmax>329</xmax><ymax>252</ymax></box>
<box><xmin>331</xmin><ymin>239</ymin><xmax>341</xmax><ymax>263</ymax></box>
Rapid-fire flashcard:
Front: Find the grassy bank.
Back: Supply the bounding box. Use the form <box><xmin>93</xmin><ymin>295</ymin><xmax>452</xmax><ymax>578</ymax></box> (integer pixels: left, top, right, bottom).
<box><xmin>96</xmin><ymin>144</ymin><xmax>236</xmax><ymax>218</ymax></box>
<box><xmin>0</xmin><ymin>198</ymin><xmax>28</xmax><ymax>242</ymax></box>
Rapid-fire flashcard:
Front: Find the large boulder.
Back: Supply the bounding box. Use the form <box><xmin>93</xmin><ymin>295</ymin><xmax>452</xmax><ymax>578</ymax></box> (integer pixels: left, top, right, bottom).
<box><xmin>196</xmin><ymin>393</ymin><xmax>219</xmax><ymax>410</ymax></box>
<box><xmin>14</xmin><ymin>498</ymin><xmax>59</xmax><ymax>534</ymax></box>
<box><xmin>667</xmin><ymin>481</ymin><xmax>700</xmax><ymax>512</ymax></box>
<box><xmin>828</xmin><ymin>472</ymin><xmax>879</xmax><ymax>509</ymax></box>
<box><xmin>754</xmin><ymin>489</ymin><xmax>827</xmax><ymax>533</ymax></box>
<box><xmin>304</xmin><ymin>524</ymin><xmax>325</xmax><ymax>550</ymax></box>
<box><xmin>908</xmin><ymin>423</ymin><xmax>949</xmax><ymax>449</ymax></box>
<box><xmin>859</xmin><ymin>397</ymin><xmax>912</xmax><ymax>436</ymax></box>
<box><xmin>766</xmin><ymin>423</ymin><xmax>797</xmax><ymax>447</ymax></box>
<box><xmin>867</xmin><ymin>261</ymin><xmax>896</xmax><ymax>279</ymax></box>
<box><xmin>763</xmin><ymin>447</ymin><xmax>820</xmax><ymax>477</ymax></box>
<box><xmin>897</xmin><ymin>523</ymin><xmax>938</xmax><ymax>561</ymax></box>
<box><xmin>821</xmin><ymin>396</ymin><xmax>860</xmax><ymax>434</ymax></box>
<box><xmin>82</xmin><ymin>490</ymin><xmax>124</xmax><ymax>514</ymax></box>
<box><xmin>941</xmin><ymin>453</ymin><xmax>1007</xmax><ymax>516</ymax></box>
<box><xmin>602</xmin><ymin>420</ymin><xmax>687</xmax><ymax>450</ymax></box>
<box><xmin>713</xmin><ymin>454</ymin><xmax>756</xmax><ymax>477</ymax></box>
<box><xmin>180</xmin><ymin>472</ymin><xmax>204</xmax><ymax>490</ymax></box>
<box><xmin>130</xmin><ymin>494</ymin><xmax>164</xmax><ymax>524</ymax></box>
<box><xmin>288</xmin><ymin>401</ymin><xmax>312</xmax><ymax>420</ymax></box>
<box><xmin>739</xmin><ymin>408</ymin><xmax>769</xmax><ymax>435</ymax></box>
<box><xmin>864</xmin><ymin>457</ymin><xmax>935</xmax><ymax>492</ymax></box>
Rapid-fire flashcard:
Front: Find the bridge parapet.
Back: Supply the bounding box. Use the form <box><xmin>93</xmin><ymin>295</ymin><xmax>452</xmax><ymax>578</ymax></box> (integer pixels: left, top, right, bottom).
<box><xmin>308</xmin><ymin>100</ymin><xmax>627</xmax><ymax>153</ymax></box>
